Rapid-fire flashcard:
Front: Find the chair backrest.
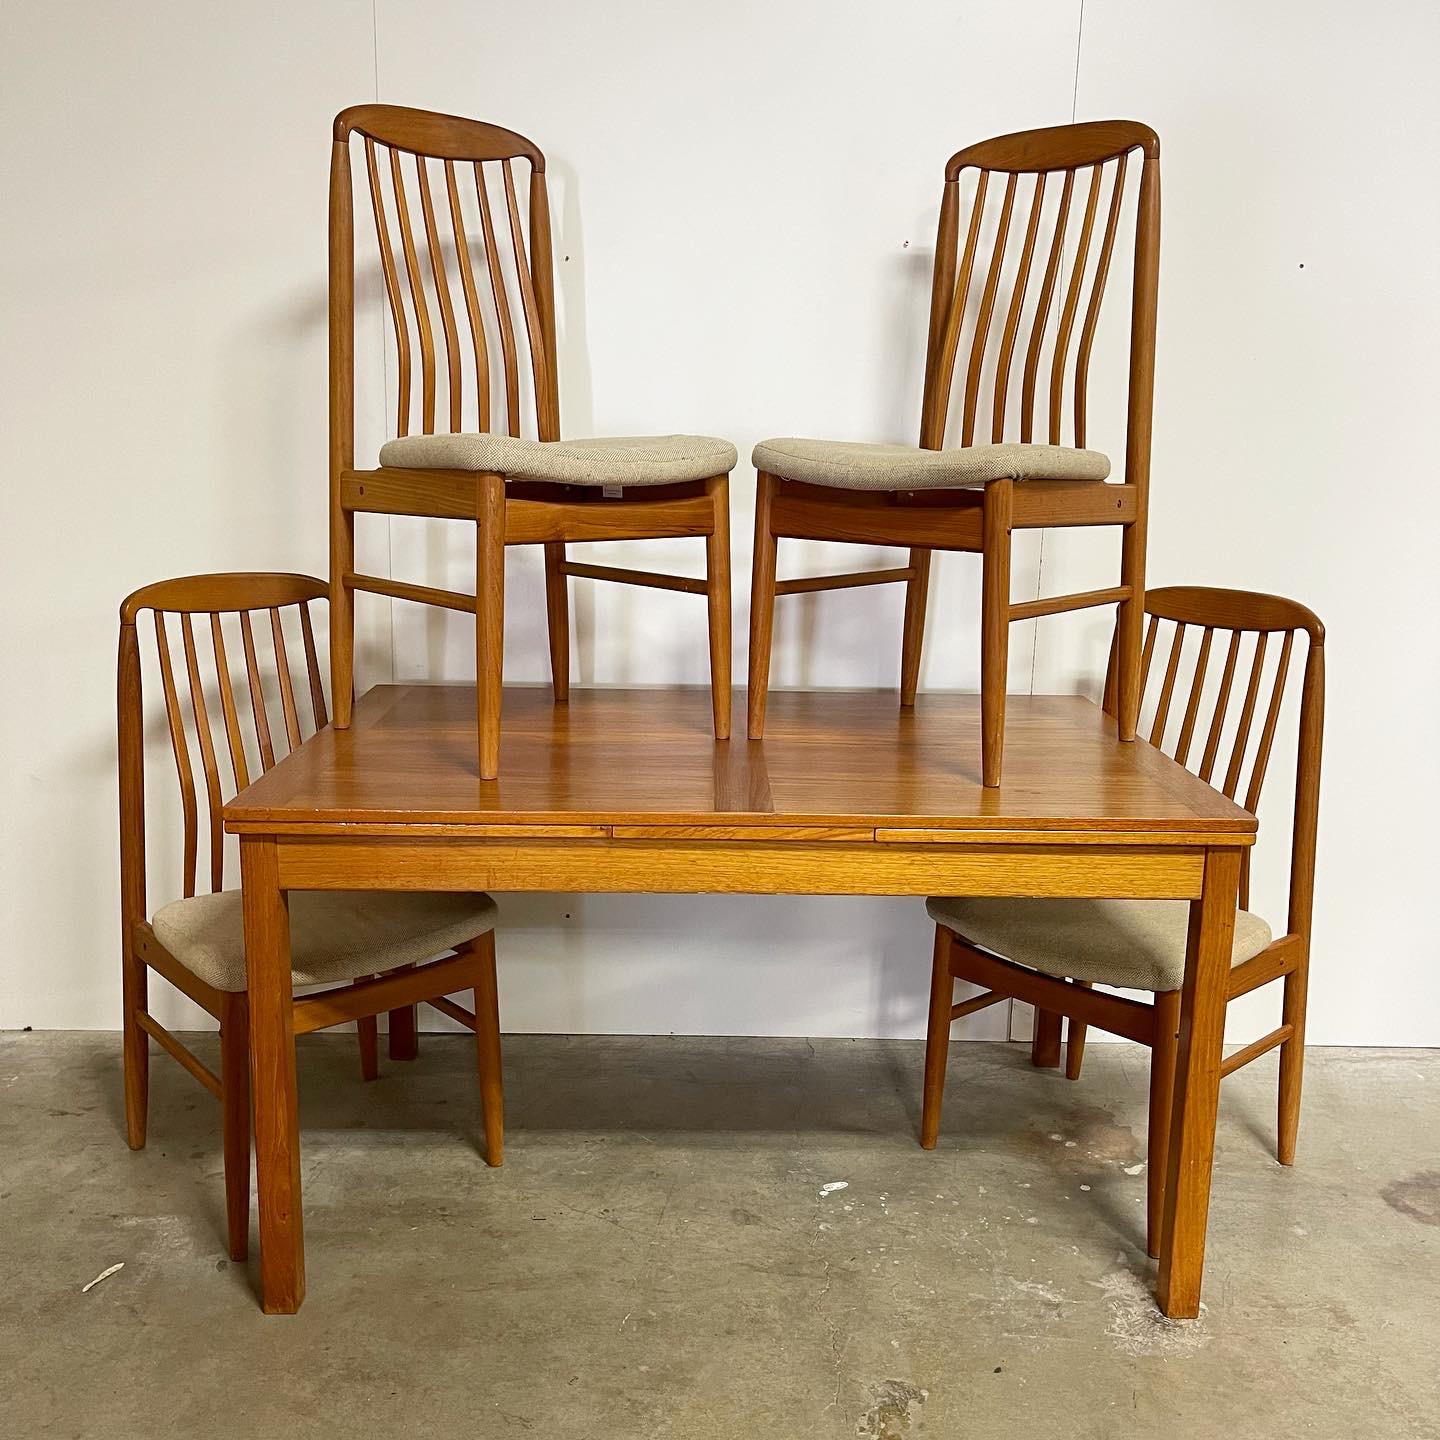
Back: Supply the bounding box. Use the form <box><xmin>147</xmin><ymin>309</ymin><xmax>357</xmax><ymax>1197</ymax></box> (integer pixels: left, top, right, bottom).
<box><xmin>1104</xmin><ymin>586</ymin><xmax>1326</xmax><ymax>938</ymax></box>
<box><xmin>329</xmin><ymin>103</ymin><xmax>559</xmax><ymax>460</ymax></box>
<box><xmin>919</xmin><ymin>120</ymin><xmax>1160</xmax><ymax>486</ymax></box>
<box><xmin>118</xmin><ymin>575</ymin><xmax>330</xmax><ymax>916</ymax></box>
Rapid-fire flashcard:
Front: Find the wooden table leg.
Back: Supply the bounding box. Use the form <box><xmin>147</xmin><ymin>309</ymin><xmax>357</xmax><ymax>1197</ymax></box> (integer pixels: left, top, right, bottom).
<box><xmin>240</xmin><ymin>836</ymin><xmax>305</xmax><ymax>1314</ymax></box>
<box><xmin>1156</xmin><ymin>845</ymin><xmax>1241</xmax><ymax>1318</ymax></box>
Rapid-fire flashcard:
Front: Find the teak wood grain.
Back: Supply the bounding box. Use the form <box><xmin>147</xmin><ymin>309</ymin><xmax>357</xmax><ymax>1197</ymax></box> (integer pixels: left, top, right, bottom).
<box><xmin>223</xmin><ymin>680</ymin><xmax>1250</xmax><ymax>1318</ymax></box>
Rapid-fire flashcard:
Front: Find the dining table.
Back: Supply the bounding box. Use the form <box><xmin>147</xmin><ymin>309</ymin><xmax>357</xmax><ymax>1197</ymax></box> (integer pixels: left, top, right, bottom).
<box><xmin>223</xmin><ymin>682</ymin><xmax>1254</xmax><ymax>1315</ymax></box>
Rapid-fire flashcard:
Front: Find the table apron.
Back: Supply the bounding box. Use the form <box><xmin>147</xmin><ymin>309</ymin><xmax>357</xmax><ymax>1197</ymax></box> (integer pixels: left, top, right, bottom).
<box><xmin>271</xmin><ymin>837</ymin><xmax>1208</xmax><ymax>898</ymax></box>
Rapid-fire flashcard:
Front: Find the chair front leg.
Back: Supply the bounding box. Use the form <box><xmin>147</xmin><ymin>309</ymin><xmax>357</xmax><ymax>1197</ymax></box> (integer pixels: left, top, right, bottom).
<box><xmin>1031</xmin><ymin>1008</ymin><xmax>1063</xmax><ymax>1068</ymax></box>
<box><xmin>920</xmin><ymin>927</ymin><xmax>956</xmax><ymax>1149</ymax></box>
<box><xmin>705</xmin><ymin>474</ymin><xmax>732</xmax><ymax>741</ymax></box>
<box><xmin>980</xmin><ymin>479</ymin><xmax>1014</xmax><ymax>788</ymax></box>
<box><xmin>219</xmin><ymin>992</ymin><xmax>251</xmax><ymax>1263</ymax></box>
<box><xmin>900</xmin><ymin>548</ymin><xmax>932</xmax><ymax>706</ymax></box>
<box><xmin>543</xmin><ymin>542</ymin><xmax>570</xmax><ymax>703</ymax></box>
<box><xmin>476</xmin><ymin>474</ymin><xmax>507</xmax><ymax>780</ymax></box>
<box><xmin>747</xmin><ymin>471</ymin><xmax>779</xmax><ymax>739</ymax></box>
<box><xmin>388</xmin><ymin>1001</ymin><xmax>419</xmax><ymax>1062</ymax></box>
<box><xmin>357</xmin><ymin>1014</ymin><xmax>379</xmax><ymax>1080</ymax></box>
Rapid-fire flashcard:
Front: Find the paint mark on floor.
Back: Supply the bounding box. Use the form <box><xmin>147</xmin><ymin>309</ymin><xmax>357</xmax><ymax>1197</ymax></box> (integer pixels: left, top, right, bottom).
<box><xmin>1091</xmin><ymin>1268</ymin><xmax>1211</xmax><ymax>1358</ymax></box>
<box><xmin>1382</xmin><ymin>1171</ymin><xmax>1440</xmax><ymax>1227</ymax></box>
<box><xmin>820</xmin><ymin>1181</ymin><xmax>850</xmax><ymax>1198</ymax></box>
<box><xmin>856</xmin><ymin>1379</ymin><xmax>927</xmax><ymax>1438</ymax></box>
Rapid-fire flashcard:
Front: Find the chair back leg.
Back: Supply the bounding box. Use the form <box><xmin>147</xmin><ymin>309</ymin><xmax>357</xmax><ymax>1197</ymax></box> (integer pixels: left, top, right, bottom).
<box><xmin>219</xmin><ymin>992</ymin><xmax>251</xmax><ymax>1263</ymax></box>
<box><xmin>473</xmin><ymin>932</ymin><xmax>505</xmax><ymax>1166</ymax></box>
<box><xmin>122</xmin><ymin>949</ymin><xmax>150</xmax><ymax>1150</ymax></box>
<box><xmin>747</xmin><ymin>472</ymin><xmax>779</xmax><ymax>738</ymax></box>
<box><xmin>705</xmin><ymin>475</ymin><xmax>733</xmax><ymax>740</ymax></box>
<box><xmin>899</xmin><ymin>548</ymin><xmax>932</xmax><ymax>706</ymax></box>
<box><xmin>920</xmin><ymin>927</ymin><xmax>956</xmax><ymax>1149</ymax></box>
<box><xmin>980</xmin><ymin>478</ymin><xmax>1014</xmax><ymax>787</ymax></box>
<box><xmin>1276</xmin><ymin>951</ymin><xmax>1310</xmax><ymax>1164</ymax></box>
<box><xmin>543</xmin><ymin>542</ymin><xmax>570</xmax><ymax>702</ymax></box>
<box><xmin>1146</xmin><ymin>989</ymin><xmax>1181</xmax><ymax>1258</ymax></box>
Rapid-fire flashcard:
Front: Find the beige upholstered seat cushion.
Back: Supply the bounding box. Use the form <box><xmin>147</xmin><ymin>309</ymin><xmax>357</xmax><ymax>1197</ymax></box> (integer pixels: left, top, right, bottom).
<box><xmin>925</xmin><ymin>896</ymin><xmax>1273</xmax><ymax>993</ymax></box>
<box><xmin>751</xmin><ymin>437</ymin><xmax>1110</xmax><ymax>491</ymax></box>
<box><xmin>379</xmin><ymin>433</ymin><xmax>737</xmax><ymax>487</ymax></box>
<box><xmin>151</xmin><ymin>889</ymin><xmax>499</xmax><ymax>994</ymax></box>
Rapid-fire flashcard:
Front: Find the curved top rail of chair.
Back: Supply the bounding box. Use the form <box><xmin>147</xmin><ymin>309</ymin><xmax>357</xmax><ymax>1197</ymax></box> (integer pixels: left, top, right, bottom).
<box><xmin>1144</xmin><ymin>585</ymin><xmax>1325</xmax><ymax>643</ymax></box>
<box><xmin>120</xmin><ymin>573</ymin><xmax>327</xmax><ymax>625</ymax></box>
<box><xmin>333</xmin><ymin>104</ymin><xmax>545</xmax><ymax>169</ymax></box>
<box><xmin>946</xmin><ymin>119</ymin><xmax>1159</xmax><ymax>179</ymax></box>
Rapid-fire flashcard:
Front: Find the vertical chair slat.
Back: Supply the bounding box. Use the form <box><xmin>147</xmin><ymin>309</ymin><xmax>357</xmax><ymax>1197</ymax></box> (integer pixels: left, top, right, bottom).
<box><xmin>1199</xmin><ymin>630</ymin><xmax>1242</xmax><ymax>784</ymax></box>
<box><xmin>415</xmin><ymin>155</ymin><xmax>463</xmax><ymax>433</ymax></box>
<box><xmin>445</xmin><ymin>159</ymin><xmax>492</xmax><ymax>433</ymax></box>
<box><xmin>364</xmin><ymin>138</ymin><xmax>412</xmax><ymax>438</ymax></box>
<box><xmin>1048</xmin><ymin>164</ymin><xmax>1103</xmax><ymax>444</ymax></box>
<box><xmin>239</xmin><ymin>611</ymin><xmax>276</xmax><ymax>771</ymax></box>
<box><xmin>991</xmin><ymin>172</ymin><xmax>1045</xmax><ymax>443</ymax></box>
<box><xmin>929</xmin><ymin>171</ymin><xmax>991</xmax><ymax>447</ymax></box>
<box><xmin>528</xmin><ymin>167</ymin><xmax>560</xmax><ymax>440</ymax></box>
<box><xmin>1174</xmin><ymin>627</ymin><xmax>1213</xmax><ymax>766</ymax></box>
<box><xmin>210</xmin><ymin>614</ymin><xmax>250</xmax><ymax>792</ymax></box>
<box><xmin>1073</xmin><ymin>154</ymin><xmax>1128</xmax><ymax>448</ymax></box>
<box><xmin>269</xmin><ymin>609</ymin><xmax>303</xmax><ymax>752</ymax></box>
<box><xmin>154</xmin><ymin>613</ymin><xmax>198</xmax><ymax>899</ymax></box>
<box><xmin>389</xmin><ymin>146</ymin><xmax>437</xmax><ymax>434</ymax></box>
<box><xmin>475</xmin><ymin>162</ymin><xmax>521</xmax><ymax>437</ymax></box>
<box><xmin>961</xmin><ymin>171</ymin><xmax>1017</xmax><ymax>446</ymax></box>
<box><xmin>1148</xmin><ymin>621</ymin><xmax>1186</xmax><ymax>747</ymax></box>
<box><xmin>1244</xmin><ymin>630</ymin><xmax>1295</xmax><ymax>813</ymax></box>
<box><xmin>180</xmin><ymin>614</ymin><xmax>225</xmax><ymax>894</ymax></box>
<box><xmin>1021</xmin><ymin>167</ymin><xmax>1074</xmax><ymax>442</ymax></box>
<box><xmin>299</xmin><ymin>602</ymin><xmax>328</xmax><ymax>731</ymax></box>
<box><xmin>1224</xmin><ymin>632</ymin><xmax>1269</xmax><ymax>800</ymax></box>
<box><xmin>502</xmin><ymin>159</ymin><xmax>550</xmax><ymax>440</ymax></box>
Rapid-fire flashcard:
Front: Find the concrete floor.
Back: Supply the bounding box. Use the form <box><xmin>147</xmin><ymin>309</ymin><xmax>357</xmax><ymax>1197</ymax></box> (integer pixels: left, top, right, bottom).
<box><xmin>1</xmin><ymin>1032</ymin><xmax>1437</xmax><ymax>1439</ymax></box>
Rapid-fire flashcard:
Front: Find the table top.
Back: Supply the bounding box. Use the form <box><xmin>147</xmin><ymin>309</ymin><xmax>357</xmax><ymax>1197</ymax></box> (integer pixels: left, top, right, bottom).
<box><xmin>223</xmin><ymin>686</ymin><xmax>1256</xmax><ymax>845</ymax></box>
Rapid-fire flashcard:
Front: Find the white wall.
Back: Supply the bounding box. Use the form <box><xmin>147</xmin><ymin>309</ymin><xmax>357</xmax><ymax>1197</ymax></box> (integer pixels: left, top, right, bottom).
<box><xmin>3</xmin><ymin>0</ymin><xmax>1437</xmax><ymax>1044</ymax></box>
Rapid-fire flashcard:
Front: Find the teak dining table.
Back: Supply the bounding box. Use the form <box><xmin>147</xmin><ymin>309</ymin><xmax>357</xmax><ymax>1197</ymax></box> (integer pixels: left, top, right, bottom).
<box><xmin>223</xmin><ymin>683</ymin><xmax>1255</xmax><ymax>1317</ymax></box>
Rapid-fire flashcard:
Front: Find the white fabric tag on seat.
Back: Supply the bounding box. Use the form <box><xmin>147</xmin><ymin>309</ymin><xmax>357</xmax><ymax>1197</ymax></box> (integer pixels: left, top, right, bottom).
<box><xmin>603</xmin><ymin>484</ymin><xmax>623</xmax><ymax>498</ymax></box>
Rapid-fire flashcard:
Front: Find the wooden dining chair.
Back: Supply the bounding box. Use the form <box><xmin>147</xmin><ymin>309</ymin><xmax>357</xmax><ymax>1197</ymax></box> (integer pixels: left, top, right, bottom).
<box><xmin>330</xmin><ymin>104</ymin><xmax>737</xmax><ymax>779</ymax></box>
<box><xmin>118</xmin><ymin>572</ymin><xmax>505</xmax><ymax>1262</ymax></box>
<box><xmin>748</xmin><ymin>120</ymin><xmax>1160</xmax><ymax>787</ymax></box>
<box><xmin>920</xmin><ymin>586</ymin><xmax>1325</xmax><ymax>1255</ymax></box>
